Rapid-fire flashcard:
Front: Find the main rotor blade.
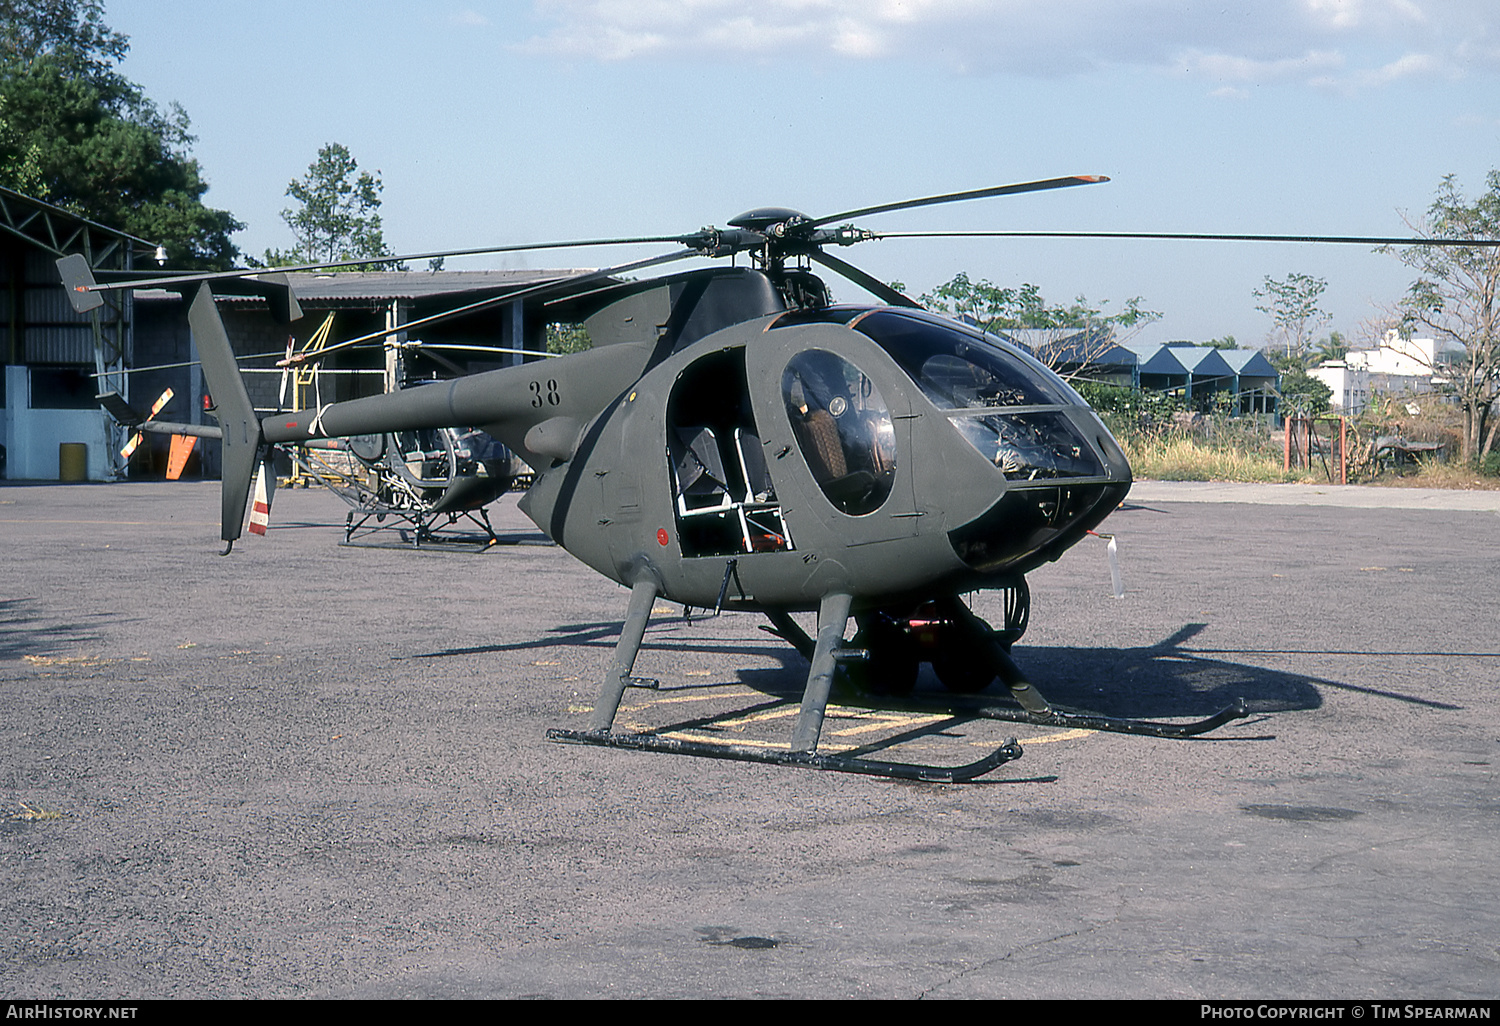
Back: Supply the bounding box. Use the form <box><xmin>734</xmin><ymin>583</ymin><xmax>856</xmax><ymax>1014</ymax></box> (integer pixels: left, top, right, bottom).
<box><xmin>280</xmin><ymin>247</ymin><xmax>703</xmax><ymax>366</ymax></box>
<box><xmin>808</xmin><ymin>176</ymin><xmax>1109</xmax><ymax>229</ymax></box>
<box><xmin>74</xmin><ymin>234</ymin><xmax>702</xmax><ymax>295</ymax></box>
<box><xmin>870</xmin><ymin>229</ymin><xmax>1500</xmax><ymax>247</ymax></box>
<box><xmin>806</xmin><ymin>250</ymin><xmax>922</xmax><ymax>308</ymax></box>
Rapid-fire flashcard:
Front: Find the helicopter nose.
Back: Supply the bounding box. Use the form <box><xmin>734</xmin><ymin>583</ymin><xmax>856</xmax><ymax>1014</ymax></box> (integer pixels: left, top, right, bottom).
<box><xmin>947</xmin><ymin>478</ymin><xmax>1131</xmax><ymax>576</ymax></box>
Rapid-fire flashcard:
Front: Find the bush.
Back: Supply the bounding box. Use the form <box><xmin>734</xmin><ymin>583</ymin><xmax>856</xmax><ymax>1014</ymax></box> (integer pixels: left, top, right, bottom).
<box><xmin>1072</xmin><ymin>381</ymin><xmax>1188</xmax><ymax>423</ymax></box>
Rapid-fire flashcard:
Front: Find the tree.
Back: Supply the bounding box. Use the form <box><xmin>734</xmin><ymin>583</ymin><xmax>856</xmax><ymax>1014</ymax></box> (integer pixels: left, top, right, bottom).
<box><xmin>919</xmin><ymin>272</ymin><xmax>1160</xmax><ymax>373</ymax></box>
<box><xmin>1312</xmin><ymin>331</ymin><xmax>1349</xmax><ymax>365</ymax></box>
<box><xmin>264</xmin><ymin>143</ymin><xmax>394</xmax><ymax>267</ymax></box>
<box><xmin>0</xmin><ymin>0</ymin><xmax>126</xmax><ymax>74</ymax></box>
<box><xmin>546</xmin><ymin>321</ymin><xmax>592</xmax><ymax>354</ymax></box>
<box><xmin>0</xmin><ymin>0</ymin><xmax>242</xmax><ymax>267</ymax></box>
<box><xmin>1389</xmin><ymin>171</ymin><xmax>1500</xmax><ymax>462</ymax></box>
<box><xmin>0</xmin><ymin>94</ymin><xmax>45</xmax><ymax>195</ymax></box>
<box><xmin>1277</xmin><ymin>367</ymin><xmax>1333</xmax><ymax>416</ymax></box>
<box><xmin>1254</xmin><ymin>272</ymin><xmax>1330</xmax><ymax>364</ymax></box>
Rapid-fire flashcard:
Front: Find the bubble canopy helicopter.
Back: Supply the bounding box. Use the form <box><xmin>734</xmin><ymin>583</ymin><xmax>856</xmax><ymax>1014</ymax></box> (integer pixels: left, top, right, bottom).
<box><xmin>60</xmin><ymin>174</ymin><xmax>1495</xmax><ymax>781</ymax></box>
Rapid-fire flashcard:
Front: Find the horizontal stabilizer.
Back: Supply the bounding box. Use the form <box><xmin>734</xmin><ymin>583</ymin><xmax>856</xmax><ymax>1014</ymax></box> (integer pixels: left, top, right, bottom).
<box><xmin>243</xmin><ymin>273</ymin><xmax>303</xmax><ymax>325</ymax></box>
<box><xmin>96</xmin><ymin>391</ymin><xmax>143</xmax><ymax>426</ymax></box>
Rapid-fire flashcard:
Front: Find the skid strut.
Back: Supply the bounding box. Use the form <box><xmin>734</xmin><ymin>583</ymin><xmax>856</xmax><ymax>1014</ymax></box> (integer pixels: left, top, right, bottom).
<box><xmin>550</xmin><ymin>587</ymin><xmax>1023</xmax><ymax>780</ymax></box>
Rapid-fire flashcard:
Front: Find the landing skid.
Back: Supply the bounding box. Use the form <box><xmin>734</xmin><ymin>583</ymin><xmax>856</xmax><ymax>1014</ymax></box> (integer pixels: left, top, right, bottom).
<box><xmin>551</xmin><ymin>581</ymin><xmax>1022</xmax><ymax>781</ymax></box>
<box><xmin>547</xmin><ymin>728</ymin><xmax>1022</xmax><ymax>782</ymax></box>
<box><xmin>551</xmin><ymin>583</ymin><xmax>1250</xmax><ymax>782</ymax></box>
<box><xmin>885</xmin><ymin>695</ymin><xmax>1250</xmax><ymax>739</ymax></box>
<box><xmin>342</xmin><ymin>505</ymin><xmax>501</xmax><ymax>548</ymax></box>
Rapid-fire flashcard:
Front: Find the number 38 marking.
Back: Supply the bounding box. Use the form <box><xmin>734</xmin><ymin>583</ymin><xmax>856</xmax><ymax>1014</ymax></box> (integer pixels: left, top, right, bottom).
<box><xmin>530</xmin><ymin>379</ymin><xmax>561</xmax><ymax>407</ymax></box>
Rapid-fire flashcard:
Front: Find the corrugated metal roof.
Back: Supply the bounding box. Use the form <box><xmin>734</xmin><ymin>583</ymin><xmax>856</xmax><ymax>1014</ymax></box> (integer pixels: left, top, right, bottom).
<box><xmin>1173</xmin><ymin>347</ymin><xmax>1234</xmax><ymax>375</ymax></box>
<box><xmin>1220</xmin><ymin>349</ymin><xmax>1278</xmax><ymax>377</ymax></box>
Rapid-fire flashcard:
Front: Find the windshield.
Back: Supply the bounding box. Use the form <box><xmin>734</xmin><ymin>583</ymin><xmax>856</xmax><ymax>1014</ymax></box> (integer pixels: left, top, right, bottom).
<box><xmin>846</xmin><ymin>309</ymin><xmax>1077</xmax><ymax>409</ymax></box>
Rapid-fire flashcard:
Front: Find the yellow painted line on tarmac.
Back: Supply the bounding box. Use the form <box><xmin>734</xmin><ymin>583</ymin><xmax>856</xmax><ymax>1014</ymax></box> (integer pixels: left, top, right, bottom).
<box><xmin>1013</xmin><ymin>728</ymin><xmax>1095</xmax><ymax>745</ymax></box>
<box><xmin>0</xmin><ymin>519</ymin><xmax>219</xmax><ymax>526</ymax></box>
<box><xmin>717</xmin><ymin>706</ymin><xmax>800</xmax><ymax>726</ymax></box>
<box><xmin>655</xmin><ymin>730</ymin><xmax>857</xmax><ymax>754</ymax></box>
<box><xmin>827</xmin><ymin>713</ymin><xmax>951</xmax><ymax>738</ymax></box>
<box><xmin>630</xmin><ymin>691</ymin><xmax>748</xmax><ymax>707</ymax></box>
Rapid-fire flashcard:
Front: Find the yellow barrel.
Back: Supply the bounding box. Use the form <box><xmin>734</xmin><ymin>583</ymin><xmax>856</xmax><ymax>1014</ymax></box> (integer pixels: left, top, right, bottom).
<box><xmin>59</xmin><ymin>442</ymin><xmax>88</xmax><ymax>482</ymax></box>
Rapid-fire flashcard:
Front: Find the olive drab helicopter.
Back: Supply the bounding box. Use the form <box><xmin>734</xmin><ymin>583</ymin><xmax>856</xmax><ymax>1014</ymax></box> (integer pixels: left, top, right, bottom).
<box><xmin>61</xmin><ymin>174</ymin><xmax>1493</xmax><ymax>781</ymax></box>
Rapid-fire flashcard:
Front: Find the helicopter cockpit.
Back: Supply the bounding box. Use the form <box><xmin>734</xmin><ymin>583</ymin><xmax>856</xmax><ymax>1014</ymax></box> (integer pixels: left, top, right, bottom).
<box><xmin>773</xmin><ymin>307</ymin><xmax>1112</xmax><ymax>483</ymax></box>
<box><xmin>781</xmin><ymin>349</ymin><xmax>897</xmax><ymax>516</ymax></box>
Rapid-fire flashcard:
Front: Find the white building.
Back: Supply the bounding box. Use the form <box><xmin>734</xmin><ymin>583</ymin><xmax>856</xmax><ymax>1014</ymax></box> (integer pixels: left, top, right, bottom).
<box><xmin>1309</xmin><ymin>361</ymin><xmax>1371</xmax><ymax>416</ymax></box>
<box><xmin>1335</xmin><ymin>332</ymin><xmax>1466</xmax><ymax>406</ymax></box>
<box><xmin>1346</xmin><ymin>332</ymin><xmax>1464</xmax><ymax>377</ymax></box>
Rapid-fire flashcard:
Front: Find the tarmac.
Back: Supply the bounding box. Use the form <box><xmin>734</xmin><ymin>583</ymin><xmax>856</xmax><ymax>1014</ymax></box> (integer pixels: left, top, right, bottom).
<box><xmin>1</xmin><ymin>478</ymin><xmax>1497</xmax><ymax>999</ymax></box>
<box><xmin>1128</xmin><ymin>479</ymin><xmax>1500</xmax><ymax>512</ymax></box>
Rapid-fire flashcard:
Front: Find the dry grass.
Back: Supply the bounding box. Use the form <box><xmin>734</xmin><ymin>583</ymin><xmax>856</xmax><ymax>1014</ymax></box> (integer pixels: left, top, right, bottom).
<box><xmin>1120</xmin><ymin>433</ymin><xmax>1316</xmax><ymax>484</ymax></box>
<box><xmin>1367</xmin><ymin>460</ymin><xmax>1500</xmax><ymax>490</ymax></box>
<box><xmin>7</xmin><ymin>802</ymin><xmax>63</xmax><ymax>822</ymax></box>
<box><xmin>1113</xmin><ymin>406</ymin><xmax>1500</xmax><ymax>489</ymax></box>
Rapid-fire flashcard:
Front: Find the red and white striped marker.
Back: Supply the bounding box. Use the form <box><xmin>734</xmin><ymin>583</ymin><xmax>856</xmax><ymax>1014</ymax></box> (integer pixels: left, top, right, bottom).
<box><xmin>248</xmin><ymin>463</ymin><xmax>272</xmax><ymax>536</ymax></box>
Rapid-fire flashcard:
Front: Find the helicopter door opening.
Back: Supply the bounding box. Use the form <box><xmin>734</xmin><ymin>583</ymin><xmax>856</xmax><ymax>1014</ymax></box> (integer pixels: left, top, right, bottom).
<box><xmin>667</xmin><ymin>348</ymin><xmax>794</xmax><ymax>558</ymax></box>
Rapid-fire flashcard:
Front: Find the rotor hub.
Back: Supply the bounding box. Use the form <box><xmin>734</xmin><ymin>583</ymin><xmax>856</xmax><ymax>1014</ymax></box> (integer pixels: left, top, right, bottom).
<box><xmin>728</xmin><ymin>207</ymin><xmax>812</xmax><ymax>234</ymax></box>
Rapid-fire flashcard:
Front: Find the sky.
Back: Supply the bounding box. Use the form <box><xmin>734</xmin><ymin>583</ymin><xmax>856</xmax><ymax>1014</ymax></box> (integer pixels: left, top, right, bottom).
<box><xmin>103</xmin><ymin>0</ymin><xmax>1500</xmax><ymax>347</ymax></box>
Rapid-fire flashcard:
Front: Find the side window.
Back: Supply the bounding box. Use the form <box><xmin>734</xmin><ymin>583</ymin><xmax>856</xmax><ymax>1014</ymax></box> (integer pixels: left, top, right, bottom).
<box><xmin>781</xmin><ymin>350</ymin><xmax>896</xmax><ymax>516</ymax></box>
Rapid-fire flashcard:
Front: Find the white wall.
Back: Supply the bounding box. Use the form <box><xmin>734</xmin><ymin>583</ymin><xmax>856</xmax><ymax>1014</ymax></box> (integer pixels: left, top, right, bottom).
<box><xmin>1309</xmin><ymin>362</ymin><xmax>1370</xmax><ymax>416</ymax></box>
<box><xmin>2</xmin><ymin>365</ymin><xmax>113</xmax><ymax>481</ymax></box>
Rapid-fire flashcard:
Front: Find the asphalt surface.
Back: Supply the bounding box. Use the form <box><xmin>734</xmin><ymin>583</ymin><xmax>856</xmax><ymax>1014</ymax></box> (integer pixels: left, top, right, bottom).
<box><xmin>1</xmin><ymin>479</ymin><xmax>1497</xmax><ymax>999</ymax></box>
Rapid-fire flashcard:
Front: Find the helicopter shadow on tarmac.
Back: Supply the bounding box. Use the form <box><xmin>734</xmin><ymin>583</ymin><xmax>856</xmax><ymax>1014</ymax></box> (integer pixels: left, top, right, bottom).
<box><xmin>0</xmin><ymin>597</ymin><xmax>113</xmax><ymax>662</ymax></box>
<box><xmin>408</xmin><ymin>616</ymin><xmax>1355</xmax><ymax>743</ymax></box>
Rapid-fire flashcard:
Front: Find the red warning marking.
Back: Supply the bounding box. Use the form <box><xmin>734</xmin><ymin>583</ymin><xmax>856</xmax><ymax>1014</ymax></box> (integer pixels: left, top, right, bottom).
<box><xmin>657</xmin><ymin>528</ymin><xmax>669</xmax><ymax>546</ymax></box>
<box><xmin>248</xmin><ymin>465</ymin><xmax>272</xmax><ymax>536</ymax></box>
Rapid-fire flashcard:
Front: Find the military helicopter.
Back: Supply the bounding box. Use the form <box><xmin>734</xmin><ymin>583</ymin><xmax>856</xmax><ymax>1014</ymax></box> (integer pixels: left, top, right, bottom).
<box><xmin>306</xmin><ymin>418</ymin><xmax>523</xmax><ymax>546</ymax></box>
<box><xmin>64</xmin><ymin>174</ymin><xmax>1487</xmax><ymax>781</ymax></box>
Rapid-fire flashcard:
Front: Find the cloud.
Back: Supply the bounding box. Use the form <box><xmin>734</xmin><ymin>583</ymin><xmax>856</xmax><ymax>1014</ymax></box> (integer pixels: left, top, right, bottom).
<box><xmin>449</xmin><ymin>9</ymin><xmax>492</xmax><ymax>28</ymax></box>
<box><xmin>517</xmin><ymin>0</ymin><xmax>1493</xmax><ymax>91</ymax></box>
<box><xmin>1300</xmin><ymin>0</ymin><xmax>1425</xmax><ymax>32</ymax></box>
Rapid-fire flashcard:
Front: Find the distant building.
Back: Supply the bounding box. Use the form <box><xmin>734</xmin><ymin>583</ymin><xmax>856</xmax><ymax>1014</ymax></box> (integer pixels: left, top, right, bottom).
<box><xmin>1</xmin><ymin>186</ymin><xmax>147</xmax><ymax>481</ymax></box>
<box><xmin>1218</xmin><ymin>349</ymin><xmax>1280</xmax><ymax>414</ymax></box>
<box><xmin>1326</xmin><ymin>331</ymin><xmax>1465</xmax><ymax>410</ymax></box>
<box><xmin>0</xmin><ymin>180</ymin><xmax>590</xmax><ymax>483</ymax></box>
<box><xmin>129</xmin><ymin>269</ymin><xmax>588</xmax><ymax>479</ymax></box>
<box><xmin>1346</xmin><ymin>331</ymin><xmax>1464</xmax><ymax>378</ymax></box>
<box><xmin>1308</xmin><ymin>360</ymin><xmax>1370</xmax><ymax>416</ymax></box>
<box><xmin>986</xmin><ymin>322</ymin><xmax>1281</xmax><ymax>413</ymax></box>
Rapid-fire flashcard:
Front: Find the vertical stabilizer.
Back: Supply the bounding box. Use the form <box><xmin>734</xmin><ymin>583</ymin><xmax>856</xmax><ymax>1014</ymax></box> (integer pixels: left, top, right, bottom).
<box><xmin>189</xmin><ymin>283</ymin><xmax>263</xmax><ymax>550</ymax></box>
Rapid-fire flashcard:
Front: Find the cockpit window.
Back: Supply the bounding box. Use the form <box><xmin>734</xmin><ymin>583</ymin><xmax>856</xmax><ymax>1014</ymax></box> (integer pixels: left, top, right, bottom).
<box><xmin>782</xmin><ymin>350</ymin><xmax>896</xmax><ymax>516</ymax></box>
<box><xmin>950</xmin><ymin>411</ymin><xmax>1105</xmax><ymax>480</ymax></box>
<box><xmin>847</xmin><ymin>309</ymin><xmax>1075</xmax><ymax>409</ymax></box>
